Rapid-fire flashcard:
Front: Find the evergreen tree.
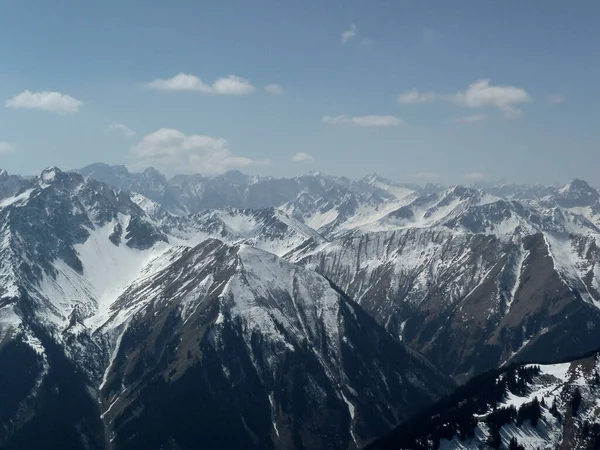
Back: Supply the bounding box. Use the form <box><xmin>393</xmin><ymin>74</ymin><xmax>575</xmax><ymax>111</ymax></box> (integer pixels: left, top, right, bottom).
<box><xmin>549</xmin><ymin>399</ymin><xmax>561</xmax><ymax>419</ymax></box>
<box><xmin>571</xmin><ymin>388</ymin><xmax>582</xmax><ymax>416</ymax></box>
<box><xmin>509</xmin><ymin>437</ymin><xmax>525</xmax><ymax>450</ymax></box>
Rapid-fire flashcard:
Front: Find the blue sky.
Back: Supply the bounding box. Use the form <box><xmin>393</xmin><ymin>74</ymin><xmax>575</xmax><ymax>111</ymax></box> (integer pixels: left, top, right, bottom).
<box><xmin>1</xmin><ymin>0</ymin><xmax>599</xmax><ymax>184</ymax></box>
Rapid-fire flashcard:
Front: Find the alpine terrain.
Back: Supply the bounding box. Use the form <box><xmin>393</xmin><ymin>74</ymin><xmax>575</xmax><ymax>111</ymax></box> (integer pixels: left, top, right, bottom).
<box><xmin>367</xmin><ymin>349</ymin><xmax>600</xmax><ymax>450</ymax></box>
<box><xmin>0</xmin><ymin>167</ymin><xmax>453</xmax><ymax>450</ymax></box>
<box><xmin>2</xmin><ymin>165</ymin><xmax>600</xmax><ymax>450</ymax></box>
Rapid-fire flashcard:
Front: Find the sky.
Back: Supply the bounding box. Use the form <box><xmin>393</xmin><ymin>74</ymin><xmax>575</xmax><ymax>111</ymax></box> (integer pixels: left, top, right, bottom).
<box><xmin>1</xmin><ymin>0</ymin><xmax>599</xmax><ymax>185</ymax></box>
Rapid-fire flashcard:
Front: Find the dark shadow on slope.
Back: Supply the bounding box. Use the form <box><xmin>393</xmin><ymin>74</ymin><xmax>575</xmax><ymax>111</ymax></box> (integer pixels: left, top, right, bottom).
<box><xmin>1</xmin><ymin>296</ymin><xmax>104</xmax><ymax>450</ymax></box>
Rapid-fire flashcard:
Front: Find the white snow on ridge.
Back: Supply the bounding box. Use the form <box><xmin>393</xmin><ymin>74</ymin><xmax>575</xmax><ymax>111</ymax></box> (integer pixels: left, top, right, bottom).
<box><xmin>369</xmin><ymin>180</ymin><xmax>415</xmax><ymax>202</ymax></box>
<box><xmin>224</xmin><ymin>245</ymin><xmax>342</xmax><ymax>362</ymax></box>
<box><xmin>34</xmin><ymin>217</ymin><xmax>172</xmax><ymax>331</ymax></box>
<box><xmin>304</xmin><ymin>208</ymin><xmax>340</xmax><ymax>232</ymax></box>
<box><xmin>185</xmin><ymin>208</ymin><xmax>324</xmax><ymax>257</ymax></box>
<box><xmin>538</xmin><ymin>362</ymin><xmax>572</xmax><ymax>382</ymax></box>
<box><xmin>130</xmin><ymin>192</ymin><xmax>168</xmax><ymax>218</ymax></box>
<box><xmin>505</xmin><ymin>244</ymin><xmax>528</xmax><ymax>313</ymax></box>
<box><xmin>333</xmin><ymin>200</ymin><xmax>411</xmax><ymax>234</ymax></box>
<box><xmin>543</xmin><ymin>232</ymin><xmax>600</xmax><ymax>308</ymax></box>
<box><xmin>438</xmin><ymin>360</ymin><xmax>577</xmax><ymax>450</ymax></box>
<box><xmin>0</xmin><ymin>305</ymin><xmax>21</xmax><ymax>343</ymax></box>
<box><xmin>0</xmin><ymin>189</ymin><xmax>34</xmax><ymax>209</ymax></box>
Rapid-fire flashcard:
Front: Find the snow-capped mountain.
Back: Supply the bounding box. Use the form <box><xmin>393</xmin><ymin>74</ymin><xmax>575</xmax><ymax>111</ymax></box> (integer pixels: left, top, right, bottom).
<box><xmin>368</xmin><ymin>349</ymin><xmax>600</xmax><ymax>450</ymax></box>
<box><xmin>538</xmin><ymin>179</ymin><xmax>600</xmax><ymax>228</ymax></box>
<box><xmin>0</xmin><ymin>167</ymin><xmax>454</xmax><ymax>450</ymax></box>
<box><xmin>79</xmin><ymin>163</ymin><xmax>189</xmax><ymax>214</ymax></box>
<box><xmin>97</xmin><ymin>240</ymin><xmax>454</xmax><ymax>450</ymax></box>
<box><xmin>359</xmin><ymin>173</ymin><xmax>420</xmax><ymax>201</ymax></box>
<box><xmin>286</xmin><ymin>184</ymin><xmax>600</xmax><ymax>381</ymax></box>
<box><xmin>0</xmin><ymin>169</ymin><xmax>29</xmax><ymax>201</ymax></box>
<box><xmin>3</xmin><ymin>163</ymin><xmax>600</xmax><ymax>449</ymax></box>
<box><xmin>79</xmin><ymin>164</ymin><xmax>380</xmax><ymax>215</ymax></box>
<box><xmin>78</xmin><ymin>164</ymin><xmax>409</xmax><ymax>218</ymax></box>
<box><xmin>186</xmin><ymin>207</ymin><xmax>326</xmax><ymax>256</ymax></box>
<box><xmin>480</xmin><ymin>181</ymin><xmax>558</xmax><ymax>201</ymax></box>
<box><xmin>129</xmin><ymin>192</ymin><xmax>326</xmax><ymax>257</ymax></box>
<box><xmin>280</xmin><ymin>188</ymin><xmax>409</xmax><ymax>238</ymax></box>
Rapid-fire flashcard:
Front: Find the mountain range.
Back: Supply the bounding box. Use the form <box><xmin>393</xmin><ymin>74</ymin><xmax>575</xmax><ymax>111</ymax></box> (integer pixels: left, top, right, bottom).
<box><xmin>1</xmin><ymin>163</ymin><xmax>600</xmax><ymax>449</ymax></box>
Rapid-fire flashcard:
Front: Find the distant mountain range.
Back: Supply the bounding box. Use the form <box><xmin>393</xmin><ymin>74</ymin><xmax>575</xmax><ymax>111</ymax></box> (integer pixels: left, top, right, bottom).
<box><xmin>1</xmin><ymin>163</ymin><xmax>600</xmax><ymax>449</ymax></box>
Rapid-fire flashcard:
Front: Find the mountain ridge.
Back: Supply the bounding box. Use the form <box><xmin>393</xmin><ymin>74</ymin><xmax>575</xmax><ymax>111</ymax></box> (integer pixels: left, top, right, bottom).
<box><xmin>2</xmin><ymin>164</ymin><xmax>600</xmax><ymax>449</ymax></box>
<box><xmin>0</xmin><ymin>170</ymin><xmax>454</xmax><ymax>450</ymax></box>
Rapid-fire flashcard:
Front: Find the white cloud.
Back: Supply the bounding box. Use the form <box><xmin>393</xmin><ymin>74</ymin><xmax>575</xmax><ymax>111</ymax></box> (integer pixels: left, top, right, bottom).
<box><xmin>408</xmin><ymin>172</ymin><xmax>439</xmax><ymax>181</ymax></box>
<box><xmin>212</xmin><ymin>75</ymin><xmax>255</xmax><ymax>95</ymax></box>
<box><xmin>322</xmin><ymin>114</ymin><xmax>402</xmax><ymax>127</ymax></box>
<box><xmin>146</xmin><ymin>73</ymin><xmax>255</xmax><ymax>95</ymax></box>
<box><xmin>146</xmin><ymin>73</ymin><xmax>212</xmax><ymax>93</ymax></box>
<box><xmin>451</xmin><ymin>114</ymin><xmax>487</xmax><ymax>123</ymax></box>
<box><xmin>398</xmin><ymin>89</ymin><xmax>436</xmax><ymax>104</ymax></box>
<box><xmin>0</xmin><ymin>142</ymin><xmax>15</xmax><ymax>154</ymax></box>
<box><xmin>265</xmin><ymin>84</ymin><xmax>285</xmax><ymax>95</ymax></box>
<box><xmin>6</xmin><ymin>90</ymin><xmax>83</xmax><ymax>114</ymax></box>
<box><xmin>132</xmin><ymin>128</ymin><xmax>269</xmax><ymax>174</ymax></box>
<box><xmin>464</xmin><ymin>172</ymin><xmax>485</xmax><ymax>181</ymax></box>
<box><xmin>546</xmin><ymin>93</ymin><xmax>565</xmax><ymax>105</ymax></box>
<box><xmin>341</xmin><ymin>24</ymin><xmax>356</xmax><ymax>45</ymax></box>
<box><xmin>292</xmin><ymin>152</ymin><xmax>315</xmax><ymax>164</ymax></box>
<box><xmin>452</xmin><ymin>79</ymin><xmax>532</xmax><ymax>118</ymax></box>
<box><xmin>107</xmin><ymin>123</ymin><xmax>135</xmax><ymax>137</ymax></box>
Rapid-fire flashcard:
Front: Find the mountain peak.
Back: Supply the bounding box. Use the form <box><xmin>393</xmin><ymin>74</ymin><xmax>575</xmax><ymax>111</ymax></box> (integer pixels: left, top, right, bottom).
<box><xmin>560</xmin><ymin>177</ymin><xmax>594</xmax><ymax>192</ymax></box>
<box><xmin>361</xmin><ymin>173</ymin><xmax>386</xmax><ymax>185</ymax></box>
<box><xmin>556</xmin><ymin>178</ymin><xmax>599</xmax><ymax>207</ymax></box>
<box><xmin>142</xmin><ymin>166</ymin><xmax>161</xmax><ymax>175</ymax></box>
<box><xmin>39</xmin><ymin>166</ymin><xmax>64</xmax><ymax>183</ymax></box>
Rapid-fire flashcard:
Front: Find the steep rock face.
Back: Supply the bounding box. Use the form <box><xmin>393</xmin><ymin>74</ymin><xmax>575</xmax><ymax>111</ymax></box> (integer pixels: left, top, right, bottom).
<box><xmin>288</xmin><ymin>220</ymin><xmax>600</xmax><ymax>381</ymax></box>
<box><xmin>0</xmin><ymin>169</ymin><xmax>30</xmax><ymax>202</ymax></box>
<box><xmin>0</xmin><ymin>168</ymin><xmax>168</xmax><ymax>332</ymax></box>
<box><xmin>4</xmin><ymin>166</ymin><xmax>600</xmax><ymax>449</ymax></box>
<box><xmin>367</xmin><ymin>350</ymin><xmax>600</xmax><ymax>450</ymax></box>
<box><xmin>551</xmin><ymin>178</ymin><xmax>600</xmax><ymax>209</ymax></box>
<box><xmin>0</xmin><ymin>171</ymin><xmax>454</xmax><ymax>450</ymax></box>
<box><xmin>538</xmin><ymin>179</ymin><xmax>600</xmax><ymax>228</ymax></box>
<box><xmin>0</xmin><ymin>314</ymin><xmax>106</xmax><ymax>450</ymax></box>
<box><xmin>97</xmin><ymin>240</ymin><xmax>454</xmax><ymax>450</ymax></box>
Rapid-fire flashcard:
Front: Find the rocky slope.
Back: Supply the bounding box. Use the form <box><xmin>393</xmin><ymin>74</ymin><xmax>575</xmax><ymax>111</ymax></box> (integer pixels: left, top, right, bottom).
<box><xmin>366</xmin><ymin>349</ymin><xmax>600</xmax><ymax>450</ymax></box>
<box><xmin>97</xmin><ymin>240</ymin><xmax>454</xmax><ymax>450</ymax></box>
<box><xmin>0</xmin><ymin>168</ymin><xmax>454</xmax><ymax>450</ymax></box>
<box><xmin>74</xmin><ymin>165</ymin><xmax>600</xmax><ymax>383</ymax></box>
<box><xmin>286</xmin><ymin>184</ymin><xmax>600</xmax><ymax>381</ymax></box>
<box><xmin>4</xmin><ymin>164</ymin><xmax>600</xmax><ymax>448</ymax></box>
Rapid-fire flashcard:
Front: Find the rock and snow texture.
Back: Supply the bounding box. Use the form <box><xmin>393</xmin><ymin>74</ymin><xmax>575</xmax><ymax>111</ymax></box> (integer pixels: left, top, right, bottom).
<box><xmin>368</xmin><ymin>351</ymin><xmax>600</xmax><ymax>450</ymax></box>
<box><xmin>0</xmin><ymin>167</ymin><xmax>453</xmax><ymax>450</ymax></box>
<box><xmin>97</xmin><ymin>239</ymin><xmax>454</xmax><ymax>450</ymax></box>
<box><xmin>282</xmin><ymin>183</ymin><xmax>600</xmax><ymax>381</ymax></box>
<box><xmin>2</xmin><ymin>164</ymin><xmax>600</xmax><ymax>449</ymax></box>
<box><xmin>186</xmin><ymin>206</ymin><xmax>326</xmax><ymax>256</ymax></box>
